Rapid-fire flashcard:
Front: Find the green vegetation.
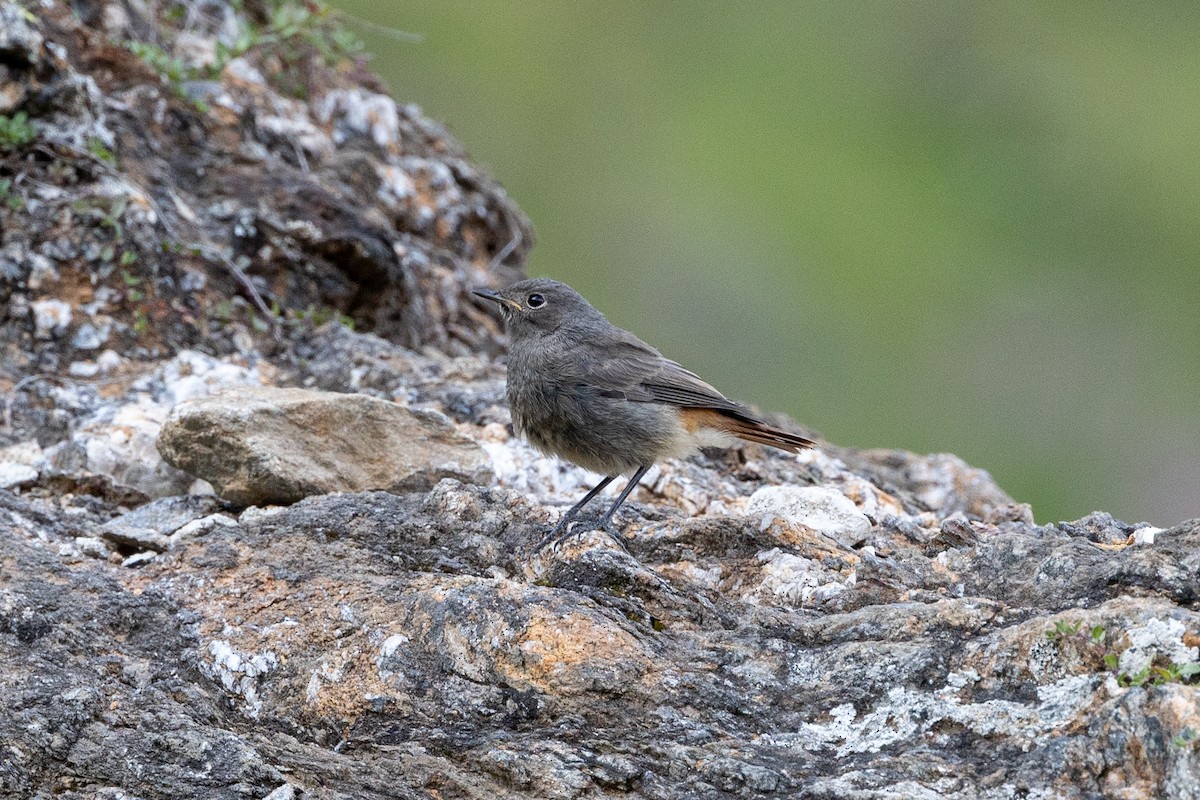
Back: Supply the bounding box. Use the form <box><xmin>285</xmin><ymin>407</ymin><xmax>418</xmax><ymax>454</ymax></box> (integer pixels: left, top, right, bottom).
<box><xmin>71</xmin><ymin>196</ymin><xmax>136</xmax><ymax>273</ymax></box>
<box><xmin>127</xmin><ymin>0</ymin><xmax>363</xmax><ymax>105</ymax></box>
<box><xmin>205</xmin><ymin>297</ymin><xmax>354</xmax><ymax>336</ymax></box>
<box><xmin>296</xmin><ymin>303</ymin><xmax>355</xmax><ymax>331</ymax></box>
<box><xmin>262</xmin><ymin>0</ymin><xmax>364</xmax><ymax>64</ymax></box>
<box><xmin>237</xmin><ymin>0</ymin><xmax>365</xmax><ymax>98</ymax></box>
<box><xmin>1045</xmin><ymin>620</ymin><xmax>1106</xmax><ymax>645</ymax></box>
<box><xmin>86</xmin><ymin>137</ymin><xmax>117</xmax><ymax>166</ymax></box>
<box><xmin>1045</xmin><ymin>620</ymin><xmax>1200</xmax><ymax>688</ymax></box>
<box><xmin>0</xmin><ymin>178</ymin><xmax>24</xmax><ymax>211</ymax></box>
<box><xmin>124</xmin><ymin>40</ymin><xmax>208</xmax><ymax>111</ymax></box>
<box><xmin>120</xmin><ymin>269</ymin><xmax>144</xmax><ymax>302</ymax></box>
<box><xmin>73</xmin><ymin>195</ymin><xmax>128</xmax><ymax>242</ymax></box>
<box><xmin>1116</xmin><ymin>659</ymin><xmax>1200</xmax><ymax>689</ymax></box>
<box><xmin>0</xmin><ymin>112</ymin><xmax>37</xmax><ymax>150</ymax></box>
<box><xmin>125</xmin><ymin>40</ymin><xmax>193</xmax><ymax>85</ymax></box>
<box><xmin>12</xmin><ymin>1</ymin><xmax>35</xmax><ymax>23</ymax></box>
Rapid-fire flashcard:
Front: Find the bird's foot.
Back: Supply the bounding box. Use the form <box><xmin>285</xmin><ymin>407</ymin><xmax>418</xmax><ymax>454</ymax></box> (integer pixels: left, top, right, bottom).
<box><xmin>536</xmin><ymin>513</ymin><xmax>628</xmax><ymax>552</ymax></box>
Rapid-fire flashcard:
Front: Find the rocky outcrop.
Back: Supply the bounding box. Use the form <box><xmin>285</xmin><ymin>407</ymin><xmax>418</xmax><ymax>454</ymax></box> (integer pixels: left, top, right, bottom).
<box><xmin>1</xmin><ymin>2</ymin><xmax>1197</xmax><ymax>799</ymax></box>
<box><xmin>0</xmin><ymin>0</ymin><xmax>527</xmax><ymax>389</ymax></box>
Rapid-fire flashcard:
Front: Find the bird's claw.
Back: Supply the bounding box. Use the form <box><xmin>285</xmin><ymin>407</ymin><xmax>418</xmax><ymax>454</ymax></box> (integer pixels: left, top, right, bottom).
<box><xmin>536</xmin><ymin>513</ymin><xmax>628</xmax><ymax>552</ymax></box>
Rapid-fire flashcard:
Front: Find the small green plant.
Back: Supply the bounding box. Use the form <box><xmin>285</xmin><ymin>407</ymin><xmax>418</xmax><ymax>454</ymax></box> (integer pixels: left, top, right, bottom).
<box><xmin>1046</xmin><ymin>620</ymin><xmax>1082</xmax><ymax>641</ymax></box>
<box><xmin>295</xmin><ymin>304</ymin><xmax>354</xmax><ymax>330</ymax></box>
<box><xmin>126</xmin><ymin>40</ymin><xmax>194</xmax><ymax>85</ymax></box>
<box><xmin>73</xmin><ymin>195</ymin><xmax>129</xmax><ymax>239</ymax></box>
<box><xmin>87</xmin><ymin>137</ymin><xmax>116</xmax><ymax>166</ymax></box>
<box><xmin>133</xmin><ymin>310</ymin><xmax>150</xmax><ymax>335</ymax></box>
<box><xmin>1112</xmin><ymin>654</ymin><xmax>1200</xmax><ymax>688</ymax></box>
<box><xmin>212</xmin><ymin>21</ymin><xmax>263</xmax><ymax>75</ymax></box>
<box><xmin>1150</xmin><ymin>660</ymin><xmax>1200</xmax><ymax>684</ymax></box>
<box><xmin>1045</xmin><ymin>620</ymin><xmax>1106</xmax><ymax>645</ymax></box>
<box><xmin>99</xmin><ymin>198</ymin><xmax>127</xmax><ymax>236</ymax></box>
<box><xmin>133</xmin><ymin>2</ymin><xmax>365</xmax><ymax>105</ymax></box>
<box><xmin>249</xmin><ymin>0</ymin><xmax>365</xmax><ymax>98</ymax></box>
<box><xmin>1044</xmin><ymin>620</ymin><xmax>1200</xmax><ymax>689</ymax></box>
<box><xmin>73</xmin><ymin>196</ymin><xmax>129</xmax><ymax>269</ymax></box>
<box><xmin>266</xmin><ymin>0</ymin><xmax>364</xmax><ymax>64</ymax></box>
<box><xmin>125</xmin><ymin>40</ymin><xmax>209</xmax><ymax>112</ymax></box>
<box><xmin>121</xmin><ymin>269</ymin><xmax>145</xmax><ymax>301</ymax></box>
<box><xmin>1177</xmin><ymin>661</ymin><xmax>1200</xmax><ymax>679</ymax></box>
<box><xmin>1117</xmin><ymin>665</ymin><xmax>1153</xmax><ymax>688</ymax></box>
<box><xmin>0</xmin><ymin>112</ymin><xmax>37</xmax><ymax>150</ymax></box>
<box><xmin>161</xmin><ymin>240</ymin><xmax>193</xmax><ymax>256</ymax></box>
<box><xmin>0</xmin><ymin>178</ymin><xmax>24</xmax><ymax>211</ymax></box>
<box><xmin>1174</xmin><ymin>727</ymin><xmax>1199</xmax><ymax>749</ymax></box>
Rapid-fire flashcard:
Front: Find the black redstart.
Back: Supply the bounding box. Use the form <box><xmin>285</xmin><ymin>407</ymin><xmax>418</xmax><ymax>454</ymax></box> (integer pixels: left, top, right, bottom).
<box><xmin>474</xmin><ymin>278</ymin><xmax>814</xmax><ymax>548</ymax></box>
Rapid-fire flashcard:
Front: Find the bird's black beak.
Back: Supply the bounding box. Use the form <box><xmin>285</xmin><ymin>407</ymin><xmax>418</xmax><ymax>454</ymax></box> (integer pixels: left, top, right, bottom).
<box><xmin>472</xmin><ymin>287</ymin><xmax>523</xmax><ymax>313</ymax></box>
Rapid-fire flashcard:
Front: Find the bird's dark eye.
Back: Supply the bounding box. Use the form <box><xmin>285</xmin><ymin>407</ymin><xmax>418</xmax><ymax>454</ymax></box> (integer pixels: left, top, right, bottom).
<box><xmin>527</xmin><ymin>293</ymin><xmax>545</xmax><ymax>308</ymax></box>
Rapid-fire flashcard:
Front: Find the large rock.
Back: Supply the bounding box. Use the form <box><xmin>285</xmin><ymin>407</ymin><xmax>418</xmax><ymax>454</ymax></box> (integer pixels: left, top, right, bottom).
<box><xmin>2</xmin><ymin>2</ymin><xmax>1198</xmax><ymax>798</ymax></box>
<box><xmin>157</xmin><ymin>386</ymin><xmax>493</xmax><ymax>505</ymax></box>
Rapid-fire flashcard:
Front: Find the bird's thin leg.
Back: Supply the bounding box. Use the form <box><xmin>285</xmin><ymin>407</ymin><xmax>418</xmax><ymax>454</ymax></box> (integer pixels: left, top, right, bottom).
<box><xmin>537</xmin><ymin>474</ymin><xmax>617</xmax><ymax>548</ymax></box>
<box><xmin>593</xmin><ymin>464</ymin><xmax>653</xmax><ymax>542</ymax></box>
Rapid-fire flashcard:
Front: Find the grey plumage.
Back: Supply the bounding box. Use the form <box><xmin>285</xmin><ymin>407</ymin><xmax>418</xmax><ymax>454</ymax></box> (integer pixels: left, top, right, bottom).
<box><xmin>474</xmin><ymin>278</ymin><xmax>813</xmax><ymax>547</ymax></box>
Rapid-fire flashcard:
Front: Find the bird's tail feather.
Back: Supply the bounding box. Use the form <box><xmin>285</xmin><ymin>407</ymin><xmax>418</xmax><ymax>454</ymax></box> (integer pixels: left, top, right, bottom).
<box><xmin>721</xmin><ymin>418</ymin><xmax>815</xmax><ymax>452</ymax></box>
<box><xmin>686</xmin><ymin>409</ymin><xmax>813</xmax><ymax>453</ymax></box>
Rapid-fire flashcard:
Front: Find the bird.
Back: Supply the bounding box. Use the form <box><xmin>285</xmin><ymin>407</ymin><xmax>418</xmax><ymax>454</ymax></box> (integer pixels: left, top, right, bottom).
<box><xmin>473</xmin><ymin>278</ymin><xmax>814</xmax><ymax>549</ymax></box>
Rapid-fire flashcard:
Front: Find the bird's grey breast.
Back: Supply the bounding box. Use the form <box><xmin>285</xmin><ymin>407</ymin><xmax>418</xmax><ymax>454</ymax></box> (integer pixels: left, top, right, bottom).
<box><xmin>504</xmin><ymin>329</ymin><xmax>686</xmax><ymax>474</ymax></box>
<box><xmin>505</xmin><ymin>335</ymin><xmax>566</xmax><ymax>442</ymax></box>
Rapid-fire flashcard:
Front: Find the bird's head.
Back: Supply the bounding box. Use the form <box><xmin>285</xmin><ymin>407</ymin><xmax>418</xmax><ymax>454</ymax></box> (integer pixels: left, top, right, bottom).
<box><xmin>473</xmin><ymin>278</ymin><xmax>600</xmax><ymax>340</ymax></box>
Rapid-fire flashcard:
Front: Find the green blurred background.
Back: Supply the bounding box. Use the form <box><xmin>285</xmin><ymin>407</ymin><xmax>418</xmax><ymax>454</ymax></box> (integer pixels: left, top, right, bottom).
<box><xmin>332</xmin><ymin>1</ymin><xmax>1199</xmax><ymax>527</ymax></box>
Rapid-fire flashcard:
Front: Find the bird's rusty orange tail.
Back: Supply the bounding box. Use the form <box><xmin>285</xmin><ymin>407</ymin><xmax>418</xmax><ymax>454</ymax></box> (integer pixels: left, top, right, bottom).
<box><xmin>679</xmin><ymin>408</ymin><xmax>815</xmax><ymax>453</ymax></box>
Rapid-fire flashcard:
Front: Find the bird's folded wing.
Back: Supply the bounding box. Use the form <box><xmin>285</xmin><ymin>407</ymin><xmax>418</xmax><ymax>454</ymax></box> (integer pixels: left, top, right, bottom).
<box><xmin>568</xmin><ymin>337</ymin><xmax>754</xmax><ymax>419</ymax></box>
<box><xmin>562</xmin><ymin>332</ymin><xmax>813</xmax><ymax>451</ymax></box>
<box><xmin>640</xmin><ymin>362</ymin><xmax>747</xmax><ymax>414</ymax></box>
